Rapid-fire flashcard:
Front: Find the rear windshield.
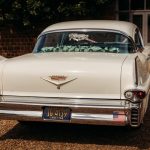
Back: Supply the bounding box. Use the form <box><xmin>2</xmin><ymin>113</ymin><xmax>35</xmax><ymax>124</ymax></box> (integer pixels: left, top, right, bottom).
<box><xmin>34</xmin><ymin>31</ymin><xmax>135</xmax><ymax>53</ymax></box>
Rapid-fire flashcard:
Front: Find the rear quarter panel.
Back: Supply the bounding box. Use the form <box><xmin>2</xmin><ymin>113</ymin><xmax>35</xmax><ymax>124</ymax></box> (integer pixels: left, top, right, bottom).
<box><xmin>121</xmin><ymin>53</ymin><xmax>150</xmax><ymax>99</ymax></box>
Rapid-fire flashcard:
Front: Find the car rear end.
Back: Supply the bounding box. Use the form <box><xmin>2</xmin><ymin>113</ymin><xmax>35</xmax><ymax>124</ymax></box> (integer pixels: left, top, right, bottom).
<box><xmin>0</xmin><ymin>53</ymin><xmax>135</xmax><ymax>127</ymax></box>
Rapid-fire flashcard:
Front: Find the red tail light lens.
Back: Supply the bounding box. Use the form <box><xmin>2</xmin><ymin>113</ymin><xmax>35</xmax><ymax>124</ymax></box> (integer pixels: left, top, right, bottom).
<box><xmin>136</xmin><ymin>91</ymin><xmax>146</xmax><ymax>99</ymax></box>
<box><xmin>124</xmin><ymin>90</ymin><xmax>146</xmax><ymax>102</ymax></box>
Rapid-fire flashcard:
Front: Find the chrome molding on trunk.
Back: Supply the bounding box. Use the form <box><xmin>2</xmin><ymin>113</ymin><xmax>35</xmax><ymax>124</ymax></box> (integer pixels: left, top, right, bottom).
<box><xmin>3</xmin><ymin>96</ymin><xmax>126</xmax><ymax>107</ymax></box>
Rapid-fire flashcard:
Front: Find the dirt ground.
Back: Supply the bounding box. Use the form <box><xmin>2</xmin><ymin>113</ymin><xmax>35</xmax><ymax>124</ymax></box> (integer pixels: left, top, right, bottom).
<box><xmin>0</xmin><ymin>105</ymin><xmax>150</xmax><ymax>150</ymax></box>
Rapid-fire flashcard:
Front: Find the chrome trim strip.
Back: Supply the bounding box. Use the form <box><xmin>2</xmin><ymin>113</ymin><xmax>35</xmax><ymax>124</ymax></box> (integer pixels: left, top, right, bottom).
<box><xmin>3</xmin><ymin>96</ymin><xmax>126</xmax><ymax>107</ymax></box>
<box><xmin>0</xmin><ymin>110</ymin><xmax>42</xmax><ymax>117</ymax></box>
<box><xmin>134</xmin><ymin>56</ymin><xmax>139</xmax><ymax>86</ymax></box>
<box><xmin>0</xmin><ymin>101</ymin><xmax>126</xmax><ymax>110</ymax></box>
<box><xmin>0</xmin><ymin>109</ymin><xmax>127</xmax><ymax>125</ymax></box>
<box><xmin>72</xmin><ymin>113</ymin><xmax>113</xmax><ymax>121</ymax></box>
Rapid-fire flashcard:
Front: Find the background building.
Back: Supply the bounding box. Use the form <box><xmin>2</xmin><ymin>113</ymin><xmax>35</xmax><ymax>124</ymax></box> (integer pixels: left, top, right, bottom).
<box><xmin>116</xmin><ymin>0</ymin><xmax>150</xmax><ymax>45</ymax></box>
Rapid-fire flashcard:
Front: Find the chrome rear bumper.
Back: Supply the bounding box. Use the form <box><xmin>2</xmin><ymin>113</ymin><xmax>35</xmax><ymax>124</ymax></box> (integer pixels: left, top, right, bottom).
<box><xmin>0</xmin><ymin>100</ymin><xmax>129</xmax><ymax>126</ymax></box>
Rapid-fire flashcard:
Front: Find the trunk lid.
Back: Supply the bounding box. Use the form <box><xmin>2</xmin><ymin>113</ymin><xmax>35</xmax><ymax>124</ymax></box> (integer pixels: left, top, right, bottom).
<box><xmin>2</xmin><ymin>52</ymin><xmax>128</xmax><ymax>99</ymax></box>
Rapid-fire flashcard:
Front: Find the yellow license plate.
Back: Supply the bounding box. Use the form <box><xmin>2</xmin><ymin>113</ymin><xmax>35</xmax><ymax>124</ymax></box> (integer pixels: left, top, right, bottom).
<box><xmin>43</xmin><ymin>107</ymin><xmax>71</xmax><ymax>121</ymax></box>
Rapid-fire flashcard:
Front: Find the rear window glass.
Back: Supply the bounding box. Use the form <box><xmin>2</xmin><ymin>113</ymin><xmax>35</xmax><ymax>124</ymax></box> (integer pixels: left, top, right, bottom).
<box><xmin>34</xmin><ymin>31</ymin><xmax>134</xmax><ymax>53</ymax></box>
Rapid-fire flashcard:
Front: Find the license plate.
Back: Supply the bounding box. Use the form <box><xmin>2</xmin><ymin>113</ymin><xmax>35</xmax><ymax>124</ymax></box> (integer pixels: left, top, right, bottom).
<box><xmin>43</xmin><ymin>107</ymin><xmax>71</xmax><ymax>121</ymax></box>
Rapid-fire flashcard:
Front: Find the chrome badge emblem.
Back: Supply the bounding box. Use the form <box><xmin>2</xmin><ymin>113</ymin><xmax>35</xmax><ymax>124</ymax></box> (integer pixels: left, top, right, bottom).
<box><xmin>41</xmin><ymin>75</ymin><xmax>77</xmax><ymax>89</ymax></box>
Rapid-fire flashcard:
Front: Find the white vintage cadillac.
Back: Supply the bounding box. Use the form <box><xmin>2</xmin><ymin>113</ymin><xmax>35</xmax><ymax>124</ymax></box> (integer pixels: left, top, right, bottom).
<box><xmin>0</xmin><ymin>20</ymin><xmax>150</xmax><ymax>127</ymax></box>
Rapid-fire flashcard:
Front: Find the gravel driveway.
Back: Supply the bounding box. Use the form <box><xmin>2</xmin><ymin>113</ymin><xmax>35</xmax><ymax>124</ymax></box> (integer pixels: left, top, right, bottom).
<box><xmin>0</xmin><ymin>104</ymin><xmax>150</xmax><ymax>150</ymax></box>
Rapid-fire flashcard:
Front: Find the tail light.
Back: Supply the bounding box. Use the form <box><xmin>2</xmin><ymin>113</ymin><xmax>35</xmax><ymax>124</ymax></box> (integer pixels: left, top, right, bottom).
<box><xmin>124</xmin><ymin>90</ymin><xmax>146</xmax><ymax>102</ymax></box>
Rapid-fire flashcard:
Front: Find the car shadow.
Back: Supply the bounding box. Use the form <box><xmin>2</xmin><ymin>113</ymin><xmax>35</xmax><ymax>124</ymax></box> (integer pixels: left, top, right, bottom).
<box><xmin>1</xmin><ymin>106</ymin><xmax>150</xmax><ymax>149</ymax></box>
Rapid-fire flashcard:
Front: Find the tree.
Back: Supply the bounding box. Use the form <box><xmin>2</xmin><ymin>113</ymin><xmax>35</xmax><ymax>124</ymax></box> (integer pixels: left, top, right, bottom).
<box><xmin>0</xmin><ymin>0</ymin><xmax>112</xmax><ymax>29</ymax></box>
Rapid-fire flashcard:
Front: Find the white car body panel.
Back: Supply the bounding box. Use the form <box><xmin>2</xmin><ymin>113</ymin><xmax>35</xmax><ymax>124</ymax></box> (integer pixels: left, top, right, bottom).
<box><xmin>2</xmin><ymin>53</ymin><xmax>127</xmax><ymax>99</ymax></box>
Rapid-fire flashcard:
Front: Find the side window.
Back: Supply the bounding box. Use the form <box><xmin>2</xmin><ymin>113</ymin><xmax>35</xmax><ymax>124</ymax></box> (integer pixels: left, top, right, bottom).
<box><xmin>135</xmin><ymin>29</ymin><xmax>144</xmax><ymax>49</ymax></box>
